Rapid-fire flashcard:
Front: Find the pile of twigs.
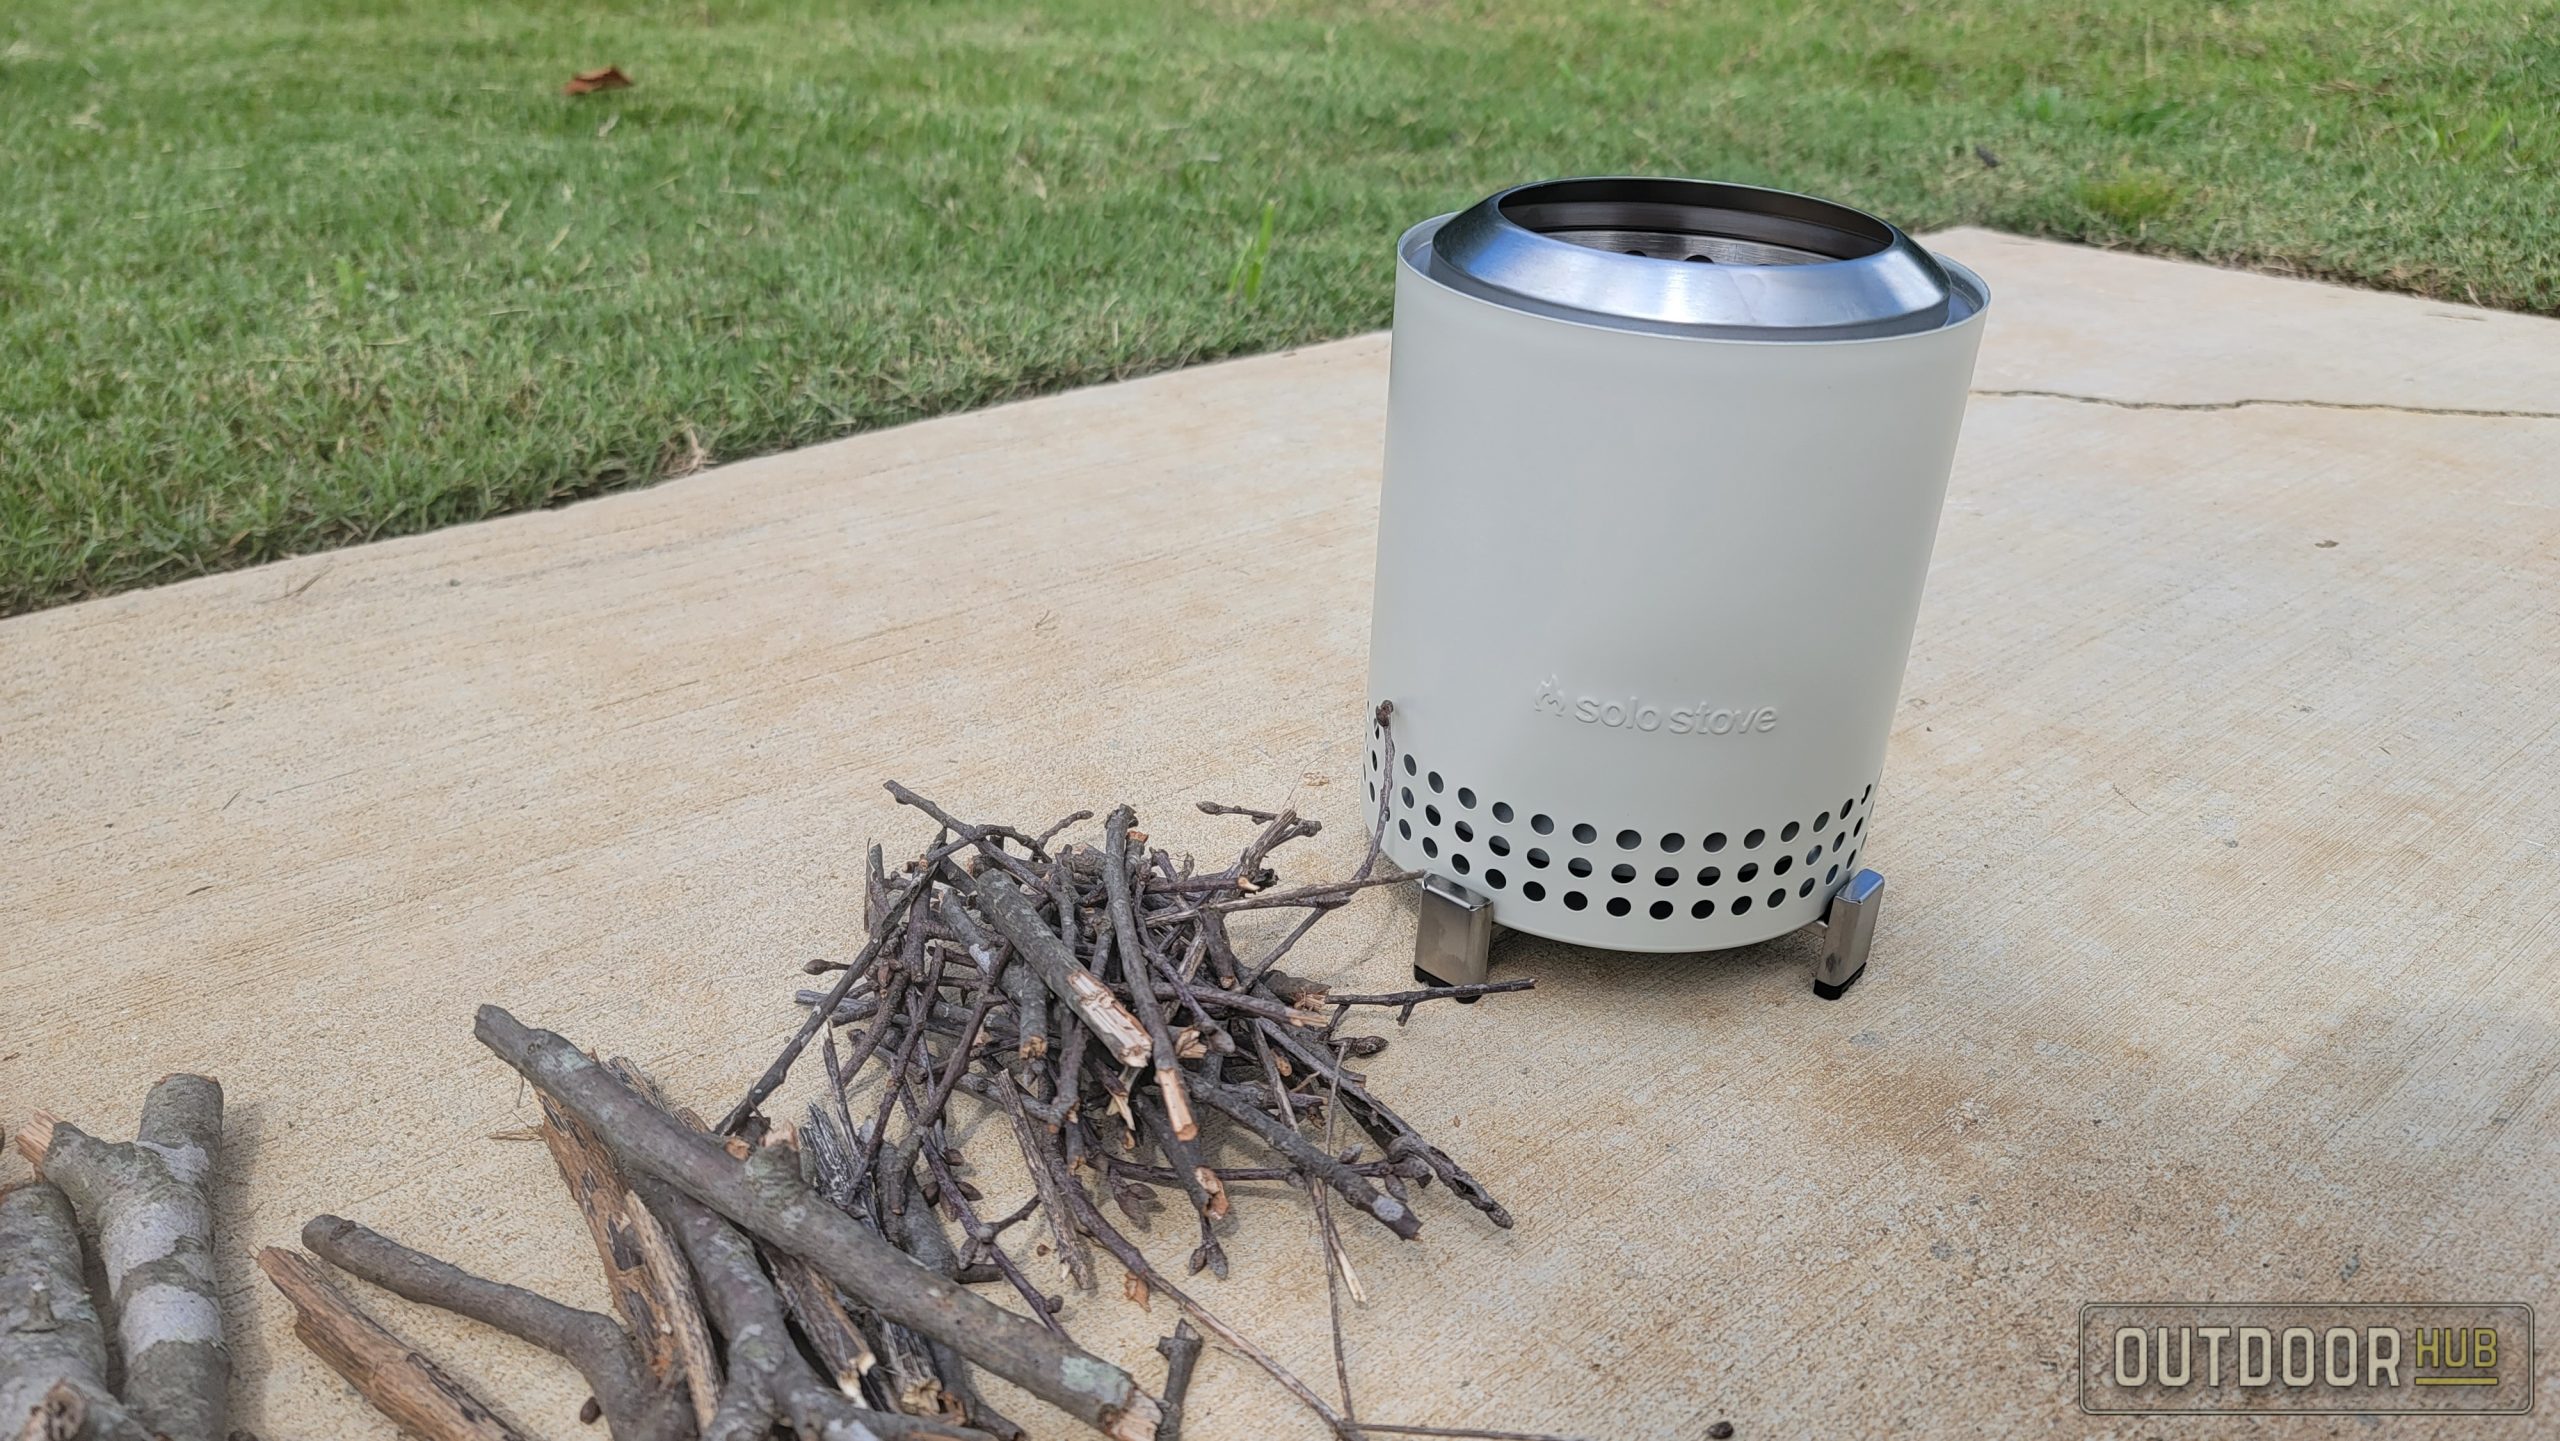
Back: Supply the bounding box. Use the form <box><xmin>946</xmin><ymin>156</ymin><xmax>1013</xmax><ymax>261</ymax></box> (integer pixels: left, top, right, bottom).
<box><xmin>736</xmin><ymin>754</ymin><xmax>1531</xmax><ymax>1438</ymax></box>
<box><xmin>7</xmin><ymin>710</ymin><xmax>1570</xmax><ymax>1441</ymax></box>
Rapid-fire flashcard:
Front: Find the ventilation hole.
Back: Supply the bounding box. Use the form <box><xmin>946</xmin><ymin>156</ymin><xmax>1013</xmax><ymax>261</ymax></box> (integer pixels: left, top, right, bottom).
<box><xmin>1781</xmin><ymin>821</ymin><xmax>1801</xmax><ymax>842</ymax></box>
<box><xmin>1489</xmin><ymin>835</ymin><xmax>1512</xmax><ymax>856</ymax></box>
<box><xmin>1567</xmin><ymin>857</ymin><xmax>1593</xmax><ymax>878</ymax></box>
<box><xmin>1493</xmin><ymin>801</ymin><xmax>1514</xmax><ymax>823</ymax></box>
<box><xmin>1697</xmin><ymin>866</ymin><xmax>1721</xmax><ymax>886</ymax></box>
<box><xmin>1842</xmin><ymin>796</ymin><xmax>1856</xmax><ymax>816</ymax></box>
<box><xmin>1523</xmin><ymin>880</ymin><xmax>1545</xmax><ymax>901</ymax></box>
<box><xmin>1654</xmin><ymin>867</ymin><xmax>1679</xmax><ymax>887</ymax></box>
<box><xmin>1807</xmin><ymin>844</ymin><xmax>1823</xmax><ymax>864</ymax></box>
<box><xmin>1422</xmin><ymin>837</ymin><xmax>1439</xmax><ymax>858</ymax></box>
<box><xmin>1615</xmin><ymin>829</ymin><xmax>1642</xmax><ymax>850</ymax></box>
<box><xmin>1451</xmin><ymin>853</ymin><xmax>1469</xmax><ymax>875</ymax></box>
<box><xmin>1572</xmin><ymin>822</ymin><xmax>1598</xmax><ymax>844</ymax></box>
<box><xmin>1564</xmin><ymin>891</ymin><xmax>1589</xmax><ymax>911</ymax></box>
<box><xmin>1367</xmin><ymin>782</ymin><xmax>1376</xmax><ymax>800</ymax></box>
<box><xmin>1691</xmin><ymin>898</ymin><xmax>1715</xmax><ymax>918</ymax></box>
<box><xmin>1774</xmin><ymin>855</ymin><xmax>1793</xmax><ymax>876</ymax></box>
<box><xmin>1800</xmin><ymin>877</ymin><xmax>1816</xmax><ymax>897</ymax></box>
<box><xmin>1737</xmin><ymin>862</ymin><xmax>1760</xmax><ymax>883</ymax></box>
<box><xmin>1661</xmin><ymin>832</ymin><xmax>1686</xmax><ymax>853</ymax></box>
<box><xmin>1732</xmin><ymin>895</ymin><xmax>1753</xmax><ymax>914</ymax></box>
<box><xmin>1401</xmin><ymin>787</ymin><xmax>1415</xmax><ymax>808</ymax></box>
<box><xmin>1854</xmin><ymin>818</ymin><xmax>1865</xmax><ymax>835</ymax></box>
<box><xmin>1398</xmin><ymin>820</ymin><xmax>1413</xmax><ymax>840</ymax></box>
<box><xmin>1368</xmin><ymin>751</ymin><xmax>1379</xmax><ymax>771</ymax></box>
<box><xmin>1427</xmin><ymin>771</ymin><xmax>1444</xmax><ymax>794</ymax></box>
<box><xmin>1864</xmin><ymin>783</ymin><xmax>1873</xmax><ymax>800</ymax></box>
<box><xmin>1650</xmin><ymin>899</ymin><xmax>1674</xmax><ymax>919</ymax></box>
<box><xmin>1454</xmin><ymin>820</ymin><xmax>1474</xmax><ymax>842</ymax></box>
<box><xmin>1826</xmin><ymin>863</ymin><xmax>1839</xmax><ymax>883</ymax></box>
<box><xmin>1744</xmin><ymin>828</ymin><xmax>1766</xmax><ymax>849</ymax></box>
<box><xmin>1457</xmin><ymin>787</ymin><xmax>1476</xmax><ymax>809</ymax></box>
<box><xmin>1610</xmin><ymin>863</ymin><xmax>1636</xmax><ymax>884</ymax></box>
<box><xmin>1531</xmin><ymin>813</ymin><xmax>1555</xmax><ymax>835</ymax></box>
<box><xmin>1404</xmin><ymin>755</ymin><xmax>1417</xmax><ymax>776</ymax></box>
<box><xmin>1425</xmin><ymin>804</ymin><xmax>1442</xmax><ymax>827</ymax></box>
<box><xmin>1527</xmin><ymin>848</ymin><xmax>1551</xmax><ymax>869</ymax></box>
<box><xmin>1834</xmin><ymin>832</ymin><xmax>1847</xmax><ymax>851</ymax></box>
<box><xmin>1683</xmin><ymin>253</ymin><xmax>1713</xmax><ymax>263</ymax></box>
<box><xmin>1768</xmin><ymin>888</ymin><xmax>1787</xmax><ymax>908</ymax></box>
<box><xmin>1486</xmin><ymin>868</ymin><xmax>1507</xmax><ymax>889</ymax></box>
<box><xmin>1815</xmin><ymin>811</ymin><xmax>1831</xmax><ymax>832</ymax></box>
<box><xmin>1606</xmin><ymin>897</ymin><xmax>1631</xmax><ymax>917</ymax></box>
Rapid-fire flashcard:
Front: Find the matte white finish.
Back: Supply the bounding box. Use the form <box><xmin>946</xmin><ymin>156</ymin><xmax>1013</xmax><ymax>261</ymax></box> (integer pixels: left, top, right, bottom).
<box><xmin>1367</xmin><ymin>221</ymin><xmax>1988</xmax><ymax>952</ymax></box>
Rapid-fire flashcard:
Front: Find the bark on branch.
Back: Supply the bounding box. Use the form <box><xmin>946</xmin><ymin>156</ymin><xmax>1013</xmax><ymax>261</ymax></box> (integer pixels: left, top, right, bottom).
<box><xmin>0</xmin><ymin>1181</ymin><xmax>150</xmax><ymax>1441</ymax></box>
<box><xmin>966</xmin><ymin>872</ymin><xmax>1152</xmax><ymax>1067</ymax></box>
<box><xmin>257</xmin><ymin>1247</ymin><xmax>530</xmax><ymax>1441</ymax></box>
<box><xmin>644</xmin><ymin>1180</ymin><xmax>986</xmax><ymax>1441</ymax></box>
<box><xmin>299</xmin><ymin>1215</ymin><xmax>692</xmax><ymax>1441</ymax></box>
<box><xmin>16</xmin><ymin>1075</ymin><xmax>228</xmax><ymax>1441</ymax></box>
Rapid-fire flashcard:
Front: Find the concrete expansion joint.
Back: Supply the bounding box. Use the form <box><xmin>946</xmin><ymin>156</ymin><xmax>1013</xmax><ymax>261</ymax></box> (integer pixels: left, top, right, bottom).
<box><xmin>1971</xmin><ymin>388</ymin><xmax>2560</xmax><ymax>421</ymax></box>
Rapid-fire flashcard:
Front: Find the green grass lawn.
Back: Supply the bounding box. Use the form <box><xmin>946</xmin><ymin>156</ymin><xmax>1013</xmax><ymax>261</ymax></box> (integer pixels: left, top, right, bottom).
<box><xmin>5</xmin><ymin>0</ymin><xmax>2554</xmax><ymax>614</ymax></box>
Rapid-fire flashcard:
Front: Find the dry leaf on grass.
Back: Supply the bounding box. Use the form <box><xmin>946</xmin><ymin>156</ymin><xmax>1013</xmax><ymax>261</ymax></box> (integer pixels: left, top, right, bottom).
<box><xmin>564</xmin><ymin>66</ymin><xmax>633</xmax><ymax>96</ymax></box>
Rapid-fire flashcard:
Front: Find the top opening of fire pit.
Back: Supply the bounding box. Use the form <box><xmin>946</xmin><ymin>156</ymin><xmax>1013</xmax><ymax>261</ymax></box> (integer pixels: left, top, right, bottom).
<box><xmin>1498</xmin><ymin>177</ymin><xmax>1893</xmax><ymax>265</ymax></box>
<box><xmin>1415</xmin><ymin>176</ymin><xmax>1985</xmax><ymax>340</ymax></box>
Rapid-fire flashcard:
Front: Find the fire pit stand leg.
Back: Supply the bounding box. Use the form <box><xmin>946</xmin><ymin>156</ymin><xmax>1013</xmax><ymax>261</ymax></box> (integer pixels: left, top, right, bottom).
<box><xmin>1413</xmin><ymin>873</ymin><xmax>1495</xmax><ymax>989</ymax></box>
<box><xmin>1812</xmin><ymin>868</ymin><xmax>1885</xmax><ymax>999</ymax></box>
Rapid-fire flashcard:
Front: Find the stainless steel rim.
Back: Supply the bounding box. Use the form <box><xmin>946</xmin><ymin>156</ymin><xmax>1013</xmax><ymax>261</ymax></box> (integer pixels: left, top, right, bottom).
<box><xmin>1417</xmin><ymin>176</ymin><xmax>1985</xmax><ymax>341</ymax></box>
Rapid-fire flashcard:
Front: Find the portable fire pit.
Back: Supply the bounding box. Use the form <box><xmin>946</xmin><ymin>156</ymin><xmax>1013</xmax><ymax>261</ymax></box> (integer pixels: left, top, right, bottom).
<box><xmin>1365</xmin><ymin>177</ymin><xmax>1990</xmax><ymax>997</ymax></box>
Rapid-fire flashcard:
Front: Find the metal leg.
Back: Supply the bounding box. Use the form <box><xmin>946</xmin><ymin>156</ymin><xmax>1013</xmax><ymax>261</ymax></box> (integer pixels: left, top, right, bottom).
<box><xmin>1413</xmin><ymin>873</ymin><xmax>1495</xmax><ymax>990</ymax></box>
<box><xmin>1811</xmin><ymin>867</ymin><xmax>1884</xmax><ymax>999</ymax></box>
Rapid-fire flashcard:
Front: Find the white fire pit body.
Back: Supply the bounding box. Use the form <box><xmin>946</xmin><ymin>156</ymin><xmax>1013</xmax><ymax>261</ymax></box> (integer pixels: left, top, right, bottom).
<box><xmin>1364</xmin><ymin>178</ymin><xmax>1989</xmax><ymax>994</ymax></box>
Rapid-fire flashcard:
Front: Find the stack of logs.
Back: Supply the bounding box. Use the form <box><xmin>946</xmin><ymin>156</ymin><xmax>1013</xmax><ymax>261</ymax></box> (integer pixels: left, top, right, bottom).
<box><xmin>5</xmin><ymin>1077</ymin><xmax>230</xmax><ymax>1441</ymax></box>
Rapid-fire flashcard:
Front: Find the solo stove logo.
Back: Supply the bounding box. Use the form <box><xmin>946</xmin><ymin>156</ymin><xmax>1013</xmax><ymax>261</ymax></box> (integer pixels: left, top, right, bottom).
<box><xmin>1532</xmin><ymin>678</ymin><xmax>1775</xmax><ymax>736</ymax></box>
<box><xmin>2079</xmin><ymin>1302</ymin><xmax>2533</xmax><ymax>1416</ymax></box>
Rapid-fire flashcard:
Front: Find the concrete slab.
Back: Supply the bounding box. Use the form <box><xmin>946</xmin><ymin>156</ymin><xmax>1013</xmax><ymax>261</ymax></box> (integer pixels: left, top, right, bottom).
<box><xmin>4</xmin><ymin>229</ymin><xmax>2556</xmax><ymax>1440</ymax></box>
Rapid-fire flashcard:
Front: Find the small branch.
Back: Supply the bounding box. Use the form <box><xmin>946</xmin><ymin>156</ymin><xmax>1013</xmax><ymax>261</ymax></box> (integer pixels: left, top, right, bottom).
<box><xmin>299</xmin><ymin>1215</ymin><xmax>687</xmax><ymax>1441</ymax></box>
<box><xmin>970</xmin><ymin>872</ymin><xmax>1153</xmax><ymax>1067</ymax></box>
<box><xmin>1355</xmin><ymin>1426</ymin><xmax>1603</xmax><ymax>1441</ymax></box>
<box><xmin>535</xmin><ymin>1089</ymin><xmax>686</xmax><ymax>1384</ymax></box>
<box><xmin>1188</xmin><ymin>1078</ymin><xmax>1418</xmax><ymax>1241</ymax></box>
<box><xmin>1327</xmin><ymin>979</ymin><xmax>1535</xmax><ymax>1026</ymax></box>
<box><xmin>767</xmin><ymin>1246</ymin><xmax>877</xmax><ymax>1397</ymax></box>
<box><xmin>1135</xmin><ymin>1096</ymin><xmax>1227</xmax><ymax>1280</ymax></box>
<box><xmin>1260</xmin><ymin>1021</ymin><xmax>1512</xmax><ymax>1229</ymax></box>
<box><xmin>981</xmin><ymin>1079</ymin><xmax>1097</xmax><ymax>1293</ymax></box>
<box><xmin>1152</xmin><ymin>1322</ymin><xmax>1202</xmax><ymax>1441</ymax></box>
<box><xmin>884</xmin><ymin>1160</ymin><xmax>1030</xmax><ymax>1441</ymax></box>
<box><xmin>625</xmin><ymin>1189</ymin><xmax>721</xmax><ymax>1433</ymax></box>
<box><xmin>1325</xmin><ymin>981</ymin><xmax>1535</xmax><ymax>1009</ymax></box>
<box><xmin>1105</xmin><ymin>807</ymin><xmax>1197</xmax><ymax>1141</ymax></box>
<box><xmin>258</xmin><ymin>1247</ymin><xmax>532</xmax><ymax>1441</ymax></box>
